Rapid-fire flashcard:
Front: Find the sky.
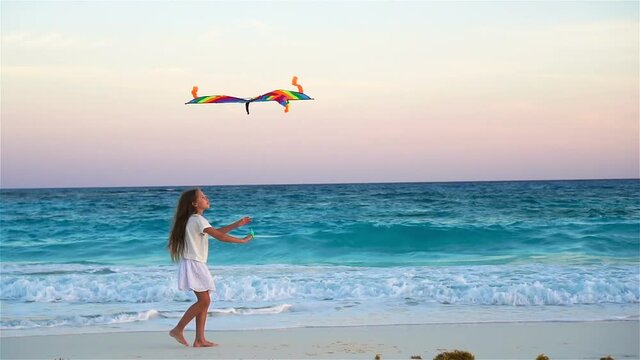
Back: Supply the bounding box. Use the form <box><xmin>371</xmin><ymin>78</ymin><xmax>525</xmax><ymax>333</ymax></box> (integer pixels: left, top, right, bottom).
<box><xmin>1</xmin><ymin>1</ymin><xmax>638</xmax><ymax>188</ymax></box>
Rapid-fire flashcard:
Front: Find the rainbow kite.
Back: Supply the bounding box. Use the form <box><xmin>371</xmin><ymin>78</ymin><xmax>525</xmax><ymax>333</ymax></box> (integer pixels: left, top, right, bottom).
<box><xmin>186</xmin><ymin>76</ymin><xmax>313</xmax><ymax>114</ymax></box>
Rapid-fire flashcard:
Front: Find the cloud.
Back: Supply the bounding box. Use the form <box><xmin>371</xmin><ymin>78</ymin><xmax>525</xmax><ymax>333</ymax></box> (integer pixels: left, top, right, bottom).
<box><xmin>1</xmin><ymin>31</ymin><xmax>111</xmax><ymax>50</ymax></box>
<box><xmin>239</xmin><ymin>20</ymin><xmax>273</xmax><ymax>37</ymax></box>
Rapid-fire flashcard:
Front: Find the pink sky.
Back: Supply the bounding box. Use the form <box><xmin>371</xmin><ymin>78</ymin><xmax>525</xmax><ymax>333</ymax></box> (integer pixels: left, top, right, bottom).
<box><xmin>1</xmin><ymin>2</ymin><xmax>638</xmax><ymax>188</ymax></box>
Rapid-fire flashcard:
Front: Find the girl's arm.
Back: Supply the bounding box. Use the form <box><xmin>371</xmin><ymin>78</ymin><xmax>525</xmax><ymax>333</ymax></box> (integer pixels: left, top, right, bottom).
<box><xmin>218</xmin><ymin>217</ymin><xmax>252</xmax><ymax>234</ymax></box>
<box><xmin>204</xmin><ymin>227</ymin><xmax>252</xmax><ymax>244</ymax></box>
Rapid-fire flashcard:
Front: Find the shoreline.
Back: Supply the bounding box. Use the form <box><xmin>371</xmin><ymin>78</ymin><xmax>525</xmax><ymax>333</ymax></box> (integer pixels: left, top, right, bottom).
<box><xmin>2</xmin><ymin>320</ymin><xmax>638</xmax><ymax>359</ymax></box>
<box><xmin>2</xmin><ymin>318</ymin><xmax>638</xmax><ymax>338</ymax></box>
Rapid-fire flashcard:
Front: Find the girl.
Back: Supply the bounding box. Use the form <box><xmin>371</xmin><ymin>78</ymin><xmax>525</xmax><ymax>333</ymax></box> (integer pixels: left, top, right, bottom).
<box><xmin>168</xmin><ymin>188</ymin><xmax>253</xmax><ymax>347</ymax></box>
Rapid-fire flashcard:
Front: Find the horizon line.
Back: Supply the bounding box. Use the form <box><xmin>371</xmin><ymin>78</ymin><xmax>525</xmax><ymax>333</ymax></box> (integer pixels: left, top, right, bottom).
<box><xmin>1</xmin><ymin>177</ymin><xmax>638</xmax><ymax>191</ymax></box>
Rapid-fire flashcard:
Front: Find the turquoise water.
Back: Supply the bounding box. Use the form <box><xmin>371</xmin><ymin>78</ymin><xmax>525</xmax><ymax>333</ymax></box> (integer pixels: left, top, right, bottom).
<box><xmin>1</xmin><ymin>180</ymin><xmax>639</xmax><ymax>334</ymax></box>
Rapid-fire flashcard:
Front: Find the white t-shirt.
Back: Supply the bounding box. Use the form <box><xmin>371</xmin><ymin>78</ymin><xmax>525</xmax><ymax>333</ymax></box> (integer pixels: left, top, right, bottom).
<box><xmin>183</xmin><ymin>214</ymin><xmax>212</xmax><ymax>263</ymax></box>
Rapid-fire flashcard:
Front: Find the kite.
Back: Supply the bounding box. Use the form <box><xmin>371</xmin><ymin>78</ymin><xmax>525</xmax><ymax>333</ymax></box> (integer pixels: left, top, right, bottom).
<box><xmin>186</xmin><ymin>76</ymin><xmax>313</xmax><ymax>114</ymax></box>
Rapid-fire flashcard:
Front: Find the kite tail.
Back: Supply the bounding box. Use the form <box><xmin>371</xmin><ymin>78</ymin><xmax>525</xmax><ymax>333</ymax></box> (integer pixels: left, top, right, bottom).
<box><xmin>191</xmin><ymin>86</ymin><xmax>198</xmax><ymax>99</ymax></box>
<box><xmin>292</xmin><ymin>76</ymin><xmax>303</xmax><ymax>93</ymax></box>
<box><xmin>245</xmin><ymin>101</ymin><xmax>251</xmax><ymax>115</ymax></box>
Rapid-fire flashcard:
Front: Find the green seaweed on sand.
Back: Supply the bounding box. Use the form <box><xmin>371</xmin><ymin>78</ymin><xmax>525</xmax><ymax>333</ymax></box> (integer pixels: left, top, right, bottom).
<box><xmin>433</xmin><ymin>350</ymin><xmax>475</xmax><ymax>360</ymax></box>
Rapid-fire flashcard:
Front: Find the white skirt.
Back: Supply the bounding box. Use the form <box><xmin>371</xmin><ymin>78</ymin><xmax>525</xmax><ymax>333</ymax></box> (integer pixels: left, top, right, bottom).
<box><xmin>177</xmin><ymin>259</ymin><xmax>215</xmax><ymax>292</ymax></box>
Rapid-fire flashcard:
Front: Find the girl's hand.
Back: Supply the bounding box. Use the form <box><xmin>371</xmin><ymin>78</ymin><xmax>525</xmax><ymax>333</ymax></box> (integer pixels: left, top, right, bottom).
<box><xmin>243</xmin><ymin>234</ymin><xmax>254</xmax><ymax>243</ymax></box>
<box><xmin>237</xmin><ymin>217</ymin><xmax>252</xmax><ymax>227</ymax></box>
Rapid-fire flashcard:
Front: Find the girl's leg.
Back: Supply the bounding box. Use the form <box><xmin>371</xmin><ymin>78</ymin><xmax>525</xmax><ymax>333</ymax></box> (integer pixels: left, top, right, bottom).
<box><xmin>169</xmin><ymin>290</ymin><xmax>210</xmax><ymax>346</ymax></box>
<box><xmin>193</xmin><ymin>291</ymin><xmax>217</xmax><ymax>347</ymax></box>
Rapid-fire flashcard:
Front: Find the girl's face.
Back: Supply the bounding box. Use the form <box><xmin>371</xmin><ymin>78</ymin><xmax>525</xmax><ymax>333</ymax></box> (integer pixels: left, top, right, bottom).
<box><xmin>193</xmin><ymin>190</ymin><xmax>210</xmax><ymax>212</ymax></box>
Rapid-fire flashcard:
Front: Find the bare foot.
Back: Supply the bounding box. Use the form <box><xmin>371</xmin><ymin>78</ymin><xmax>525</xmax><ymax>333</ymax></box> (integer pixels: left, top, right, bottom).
<box><xmin>193</xmin><ymin>339</ymin><xmax>218</xmax><ymax>347</ymax></box>
<box><xmin>169</xmin><ymin>328</ymin><xmax>189</xmax><ymax>347</ymax></box>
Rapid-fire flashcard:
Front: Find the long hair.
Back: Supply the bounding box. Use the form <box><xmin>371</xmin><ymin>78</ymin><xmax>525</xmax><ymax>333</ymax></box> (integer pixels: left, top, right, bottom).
<box><xmin>168</xmin><ymin>188</ymin><xmax>199</xmax><ymax>262</ymax></box>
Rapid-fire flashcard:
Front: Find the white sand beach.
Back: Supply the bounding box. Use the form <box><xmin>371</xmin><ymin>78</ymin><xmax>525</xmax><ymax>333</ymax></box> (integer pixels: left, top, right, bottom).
<box><xmin>2</xmin><ymin>321</ymin><xmax>638</xmax><ymax>359</ymax></box>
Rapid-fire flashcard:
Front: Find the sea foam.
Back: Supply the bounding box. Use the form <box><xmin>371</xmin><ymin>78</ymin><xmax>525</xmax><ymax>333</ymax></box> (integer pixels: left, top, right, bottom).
<box><xmin>1</xmin><ymin>264</ymin><xmax>637</xmax><ymax>306</ymax></box>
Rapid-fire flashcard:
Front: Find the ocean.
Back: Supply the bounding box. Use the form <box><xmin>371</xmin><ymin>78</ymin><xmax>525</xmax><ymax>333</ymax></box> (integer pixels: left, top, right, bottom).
<box><xmin>1</xmin><ymin>180</ymin><xmax>639</xmax><ymax>336</ymax></box>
